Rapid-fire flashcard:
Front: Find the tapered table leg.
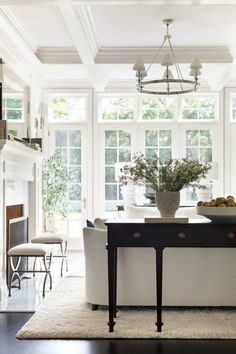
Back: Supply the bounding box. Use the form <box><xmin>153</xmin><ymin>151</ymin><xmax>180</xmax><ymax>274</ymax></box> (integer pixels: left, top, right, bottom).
<box><xmin>155</xmin><ymin>247</ymin><xmax>164</xmax><ymax>332</ymax></box>
<box><xmin>114</xmin><ymin>248</ymin><xmax>117</xmax><ymax>318</ymax></box>
<box><xmin>107</xmin><ymin>244</ymin><xmax>116</xmax><ymax>332</ymax></box>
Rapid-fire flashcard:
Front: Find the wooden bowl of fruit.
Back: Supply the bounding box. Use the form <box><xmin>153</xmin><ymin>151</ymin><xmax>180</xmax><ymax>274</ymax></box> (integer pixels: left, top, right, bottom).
<box><xmin>196</xmin><ymin>196</ymin><xmax>236</xmax><ymax>223</ymax></box>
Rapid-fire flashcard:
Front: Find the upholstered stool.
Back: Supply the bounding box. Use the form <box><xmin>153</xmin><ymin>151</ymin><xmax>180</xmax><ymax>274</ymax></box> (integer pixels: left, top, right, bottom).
<box><xmin>8</xmin><ymin>243</ymin><xmax>53</xmax><ymax>297</ymax></box>
<box><xmin>31</xmin><ymin>232</ymin><xmax>68</xmax><ymax>277</ymax></box>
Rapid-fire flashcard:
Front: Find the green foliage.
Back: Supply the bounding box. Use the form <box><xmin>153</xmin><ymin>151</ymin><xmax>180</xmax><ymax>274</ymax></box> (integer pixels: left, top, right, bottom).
<box><xmin>42</xmin><ymin>150</ymin><xmax>71</xmax><ymax>227</ymax></box>
<box><xmin>120</xmin><ymin>152</ymin><xmax>211</xmax><ymax>192</ymax></box>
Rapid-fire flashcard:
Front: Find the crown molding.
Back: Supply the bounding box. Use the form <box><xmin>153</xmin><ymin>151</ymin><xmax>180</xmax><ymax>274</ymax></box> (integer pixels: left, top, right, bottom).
<box><xmin>36</xmin><ymin>47</ymin><xmax>82</xmax><ymax>64</ymax></box>
<box><xmin>95</xmin><ymin>46</ymin><xmax>233</xmax><ymax>64</ymax></box>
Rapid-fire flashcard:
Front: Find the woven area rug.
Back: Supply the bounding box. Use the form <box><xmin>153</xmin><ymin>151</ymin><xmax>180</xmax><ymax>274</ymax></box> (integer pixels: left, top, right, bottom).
<box><xmin>17</xmin><ymin>277</ymin><xmax>236</xmax><ymax>339</ymax></box>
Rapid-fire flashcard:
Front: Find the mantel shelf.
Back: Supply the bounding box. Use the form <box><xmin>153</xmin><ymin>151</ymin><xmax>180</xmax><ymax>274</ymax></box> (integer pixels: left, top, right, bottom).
<box><xmin>0</xmin><ymin>140</ymin><xmax>44</xmax><ymax>164</ymax></box>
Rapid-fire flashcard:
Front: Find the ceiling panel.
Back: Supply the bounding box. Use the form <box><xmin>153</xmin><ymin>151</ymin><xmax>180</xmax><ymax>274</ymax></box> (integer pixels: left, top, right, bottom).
<box><xmin>7</xmin><ymin>5</ymin><xmax>74</xmax><ymax>48</ymax></box>
<box><xmin>90</xmin><ymin>5</ymin><xmax>236</xmax><ymax>48</ymax></box>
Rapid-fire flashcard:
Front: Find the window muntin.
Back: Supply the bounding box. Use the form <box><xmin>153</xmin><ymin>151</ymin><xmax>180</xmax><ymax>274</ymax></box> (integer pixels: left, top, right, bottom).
<box><xmin>99</xmin><ymin>96</ymin><xmax>135</xmax><ymax>121</ymax></box>
<box><xmin>3</xmin><ymin>96</ymin><xmax>23</xmax><ymax>121</ymax></box>
<box><xmin>142</xmin><ymin>97</ymin><xmax>175</xmax><ymax>120</ymax></box>
<box><xmin>105</xmin><ymin>129</ymin><xmax>131</xmax><ymax>211</ymax></box>
<box><xmin>49</xmin><ymin>95</ymin><xmax>86</xmax><ymax>122</ymax></box>
<box><xmin>181</xmin><ymin>96</ymin><xmax>216</xmax><ymax>120</ymax></box>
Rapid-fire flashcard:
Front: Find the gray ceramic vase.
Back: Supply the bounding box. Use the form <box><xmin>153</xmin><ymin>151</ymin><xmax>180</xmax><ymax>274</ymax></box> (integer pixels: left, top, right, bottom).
<box><xmin>155</xmin><ymin>191</ymin><xmax>180</xmax><ymax>217</ymax></box>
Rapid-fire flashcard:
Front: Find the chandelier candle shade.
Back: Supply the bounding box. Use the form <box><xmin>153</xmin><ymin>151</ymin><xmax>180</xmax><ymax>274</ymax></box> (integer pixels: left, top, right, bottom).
<box><xmin>133</xmin><ymin>19</ymin><xmax>202</xmax><ymax>95</ymax></box>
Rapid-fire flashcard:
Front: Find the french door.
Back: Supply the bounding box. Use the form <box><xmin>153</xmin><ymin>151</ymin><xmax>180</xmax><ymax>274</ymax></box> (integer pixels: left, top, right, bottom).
<box><xmin>48</xmin><ymin>124</ymin><xmax>91</xmax><ymax>249</ymax></box>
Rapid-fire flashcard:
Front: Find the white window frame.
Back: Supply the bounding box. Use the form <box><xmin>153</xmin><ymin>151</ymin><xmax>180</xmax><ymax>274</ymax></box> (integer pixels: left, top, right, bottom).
<box><xmin>47</xmin><ymin>89</ymin><xmax>91</xmax><ymax>123</ymax></box>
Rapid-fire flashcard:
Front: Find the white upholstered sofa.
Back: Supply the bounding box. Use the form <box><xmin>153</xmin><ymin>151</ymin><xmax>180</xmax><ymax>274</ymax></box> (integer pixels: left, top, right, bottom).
<box><xmin>83</xmin><ymin>207</ymin><xmax>236</xmax><ymax>307</ymax></box>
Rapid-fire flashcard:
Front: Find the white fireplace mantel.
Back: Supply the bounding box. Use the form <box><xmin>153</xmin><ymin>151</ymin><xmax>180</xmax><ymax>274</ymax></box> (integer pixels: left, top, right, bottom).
<box><xmin>0</xmin><ymin>140</ymin><xmax>44</xmax><ymax>299</ymax></box>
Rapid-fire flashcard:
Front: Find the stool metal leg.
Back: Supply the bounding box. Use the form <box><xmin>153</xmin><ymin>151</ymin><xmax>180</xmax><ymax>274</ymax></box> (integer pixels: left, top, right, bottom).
<box><xmin>33</xmin><ymin>257</ymin><xmax>37</xmax><ymax>277</ymax></box>
<box><xmin>42</xmin><ymin>253</ymin><xmax>53</xmax><ymax>297</ymax></box>
<box><xmin>60</xmin><ymin>241</ymin><xmax>68</xmax><ymax>277</ymax></box>
<box><xmin>8</xmin><ymin>256</ymin><xmax>21</xmax><ymax>297</ymax></box>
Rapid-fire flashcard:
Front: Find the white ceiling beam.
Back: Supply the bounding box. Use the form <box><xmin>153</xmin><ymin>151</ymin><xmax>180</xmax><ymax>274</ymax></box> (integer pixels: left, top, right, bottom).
<box><xmin>96</xmin><ymin>46</ymin><xmax>233</xmax><ymax>64</ymax></box>
<box><xmin>0</xmin><ymin>7</ymin><xmax>43</xmax><ymax>87</ymax></box>
<box><xmin>57</xmin><ymin>2</ymin><xmax>107</xmax><ymax>90</ymax></box>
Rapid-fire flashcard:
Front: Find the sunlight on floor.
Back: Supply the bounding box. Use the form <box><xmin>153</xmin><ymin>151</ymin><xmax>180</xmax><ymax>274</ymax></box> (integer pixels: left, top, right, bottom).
<box><xmin>0</xmin><ymin>251</ymin><xmax>85</xmax><ymax>312</ymax></box>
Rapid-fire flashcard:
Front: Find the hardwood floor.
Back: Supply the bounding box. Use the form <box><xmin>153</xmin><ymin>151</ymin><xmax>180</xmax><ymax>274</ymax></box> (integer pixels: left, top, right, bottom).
<box><xmin>1</xmin><ymin>313</ymin><xmax>236</xmax><ymax>354</ymax></box>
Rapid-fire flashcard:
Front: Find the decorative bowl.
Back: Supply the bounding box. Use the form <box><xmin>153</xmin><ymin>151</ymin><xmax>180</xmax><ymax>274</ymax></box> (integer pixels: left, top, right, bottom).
<box><xmin>196</xmin><ymin>206</ymin><xmax>236</xmax><ymax>223</ymax></box>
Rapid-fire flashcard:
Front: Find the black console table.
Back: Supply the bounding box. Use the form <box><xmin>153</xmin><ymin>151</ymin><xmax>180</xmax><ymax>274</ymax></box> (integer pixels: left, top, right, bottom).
<box><xmin>105</xmin><ymin>219</ymin><xmax>236</xmax><ymax>333</ymax></box>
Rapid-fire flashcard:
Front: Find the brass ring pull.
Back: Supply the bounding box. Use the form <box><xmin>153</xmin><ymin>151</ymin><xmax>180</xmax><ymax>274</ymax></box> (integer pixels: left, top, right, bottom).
<box><xmin>228</xmin><ymin>232</ymin><xmax>235</xmax><ymax>239</ymax></box>
<box><xmin>178</xmin><ymin>232</ymin><xmax>186</xmax><ymax>239</ymax></box>
<box><xmin>133</xmin><ymin>232</ymin><xmax>141</xmax><ymax>239</ymax></box>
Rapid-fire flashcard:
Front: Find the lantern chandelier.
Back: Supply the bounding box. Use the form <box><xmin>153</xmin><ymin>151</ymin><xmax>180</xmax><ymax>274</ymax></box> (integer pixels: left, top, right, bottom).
<box><xmin>133</xmin><ymin>19</ymin><xmax>202</xmax><ymax>95</ymax></box>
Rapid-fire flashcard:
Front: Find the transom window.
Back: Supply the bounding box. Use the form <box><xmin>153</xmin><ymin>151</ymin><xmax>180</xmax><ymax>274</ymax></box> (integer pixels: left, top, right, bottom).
<box><xmin>3</xmin><ymin>95</ymin><xmax>23</xmax><ymax>121</ymax></box>
<box><xmin>49</xmin><ymin>95</ymin><xmax>87</xmax><ymax>122</ymax></box>
<box><xmin>99</xmin><ymin>96</ymin><xmax>135</xmax><ymax>121</ymax></box>
<box><xmin>181</xmin><ymin>95</ymin><xmax>216</xmax><ymax>120</ymax></box>
<box><xmin>142</xmin><ymin>97</ymin><xmax>175</xmax><ymax>120</ymax></box>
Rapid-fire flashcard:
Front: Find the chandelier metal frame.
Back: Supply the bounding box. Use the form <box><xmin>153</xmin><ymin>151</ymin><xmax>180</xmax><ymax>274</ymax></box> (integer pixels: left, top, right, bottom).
<box><xmin>133</xmin><ymin>19</ymin><xmax>202</xmax><ymax>96</ymax></box>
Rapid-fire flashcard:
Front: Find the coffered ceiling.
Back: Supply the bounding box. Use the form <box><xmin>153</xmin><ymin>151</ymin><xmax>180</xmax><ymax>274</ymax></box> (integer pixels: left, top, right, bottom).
<box><xmin>1</xmin><ymin>0</ymin><xmax>236</xmax><ymax>90</ymax></box>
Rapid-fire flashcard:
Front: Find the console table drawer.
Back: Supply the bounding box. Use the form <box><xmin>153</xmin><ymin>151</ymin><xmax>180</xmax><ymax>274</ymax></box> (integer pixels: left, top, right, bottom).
<box><xmin>107</xmin><ymin>223</ymin><xmax>236</xmax><ymax>247</ymax></box>
<box><xmin>108</xmin><ymin>225</ymin><xmax>206</xmax><ymax>246</ymax></box>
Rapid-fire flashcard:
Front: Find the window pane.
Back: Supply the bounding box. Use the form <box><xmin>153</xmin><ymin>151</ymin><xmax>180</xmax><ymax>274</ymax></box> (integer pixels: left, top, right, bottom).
<box><xmin>182</xmin><ymin>109</ymin><xmax>198</xmax><ymax>120</ymax></box>
<box><xmin>119</xmin><ymin>148</ymin><xmax>131</xmax><ymax>162</ymax></box>
<box><xmin>233</xmin><ymin>109</ymin><xmax>236</xmax><ymax>120</ymax></box>
<box><xmin>146</xmin><ymin>148</ymin><xmax>157</xmax><ymax>160</ymax></box>
<box><xmin>68</xmin><ymin>202</ymin><xmax>81</xmax><ymax>216</ymax></box>
<box><xmin>142</xmin><ymin>97</ymin><xmax>174</xmax><ymax>120</ymax></box>
<box><xmin>159</xmin><ymin>148</ymin><xmax>171</xmax><ymax>162</ymax></box>
<box><xmin>232</xmin><ymin>97</ymin><xmax>236</xmax><ymax>108</ymax></box>
<box><xmin>69</xmin><ymin>148</ymin><xmax>81</xmax><ymax>165</ymax></box>
<box><xmin>55</xmin><ymin>131</ymin><xmax>67</xmax><ymax>147</ymax></box>
<box><xmin>119</xmin><ymin>130</ymin><xmax>131</xmax><ymax>147</ymax></box>
<box><xmin>105</xmin><ymin>184</ymin><xmax>117</xmax><ymax>200</ymax></box>
<box><xmin>101</xmin><ymin>97</ymin><xmax>134</xmax><ymax>120</ymax></box>
<box><xmin>186</xmin><ymin>130</ymin><xmax>198</xmax><ymax>146</ymax></box>
<box><xmin>8</xmin><ymin>129</ymin><xmax>17</xmax><ymax>137</ymax></box>
<box><xmin>145</xmin><ymin>130</ymin><xmax>158</xmax><ymax>147</ymax></box>
<box><xmin>68</xmin><ymin>220</ymin><xmax>81</xmax><ymax>238</ymax></box>
<box><xmin>182</xmin><ymin>97</ymin><xmax>198</xmax><ymax>110</ymax></box>
<box><xmin>199</xmin><ymin>97</ymin><xmax>214</xmax><ymax>120</ymax></box>
<box><xmin>6</xmin><ymin>110</ymin><xmax>22</xmax><ymax>120</ymax></box>
<box><xmin>105</xmin><ymin>131</ymin><xmax>117</xmax><ymax>147</ymax></box>
<box><xmin>199</xmin><ymin>130</ymin><xmax>212</xmax><ymax>147</ymax></box>
<box><xmin>56</xmin><ymin>147</ymin><xmax>67</xmax><ymax>163</ymax></box>
<box><xmin>51</xmin><ymin>96</ymin><xmax>86</xmax><ymax>121</ymax></box>
<box><xmin>105</xmin><ymin>149</ymin><xmax>117</xmax><ymax>164</ymax></box>
<box><xmin>186</xmin><ymin>147</ymin><xmax>198</xmax><ymax>160</ymax></box>
<box><xmin>6</xmin><ymin>98</ymin><xmax>22</xmax><ymax>109</ymax></box>
<box><xmin>69</xmin><ymin>184</ymin><xmax>81</xmax><ymax>200</ymax></box>
<box><xmin>105</xmin><ymin>167</ymin><xmax>116</xmax><ymax>183</ymax></box>
<box><xmin>159</xmin><ymin>130</ymin><xmax>171</xmax><ymax>147</ymax></box>
<box><xmin>200</xmin><ymin>148</ymin><xmax>212</xmax><ymax>163</ymax></box>
<box><xmin>69</xmin><ymin>131</ymin><xmax>81</xmax><ymax>147</ymax></box>
<box><xmin>69</xmin><ymin>166</ymin><xmax>81</xmax><ymax>183</ymax></box>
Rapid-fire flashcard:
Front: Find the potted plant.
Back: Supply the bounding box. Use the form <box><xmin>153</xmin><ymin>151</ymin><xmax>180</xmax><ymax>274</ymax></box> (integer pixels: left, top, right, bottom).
<box><xmin>42</xmin><ymin>150</ymin><xmax>71</xmax><ymax>232</ymax></box>
<box><xmin>119</xmin><ymin>152</ymin><xmax>210</xmax><ymax>217</ymax></box>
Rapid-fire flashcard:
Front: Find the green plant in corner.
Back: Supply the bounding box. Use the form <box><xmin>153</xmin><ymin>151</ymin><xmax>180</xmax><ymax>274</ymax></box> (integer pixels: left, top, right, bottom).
<box><xmin>42</xmin><ymin>149</ymin><xmax>71</xmax><ymax>232</ymax></box>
